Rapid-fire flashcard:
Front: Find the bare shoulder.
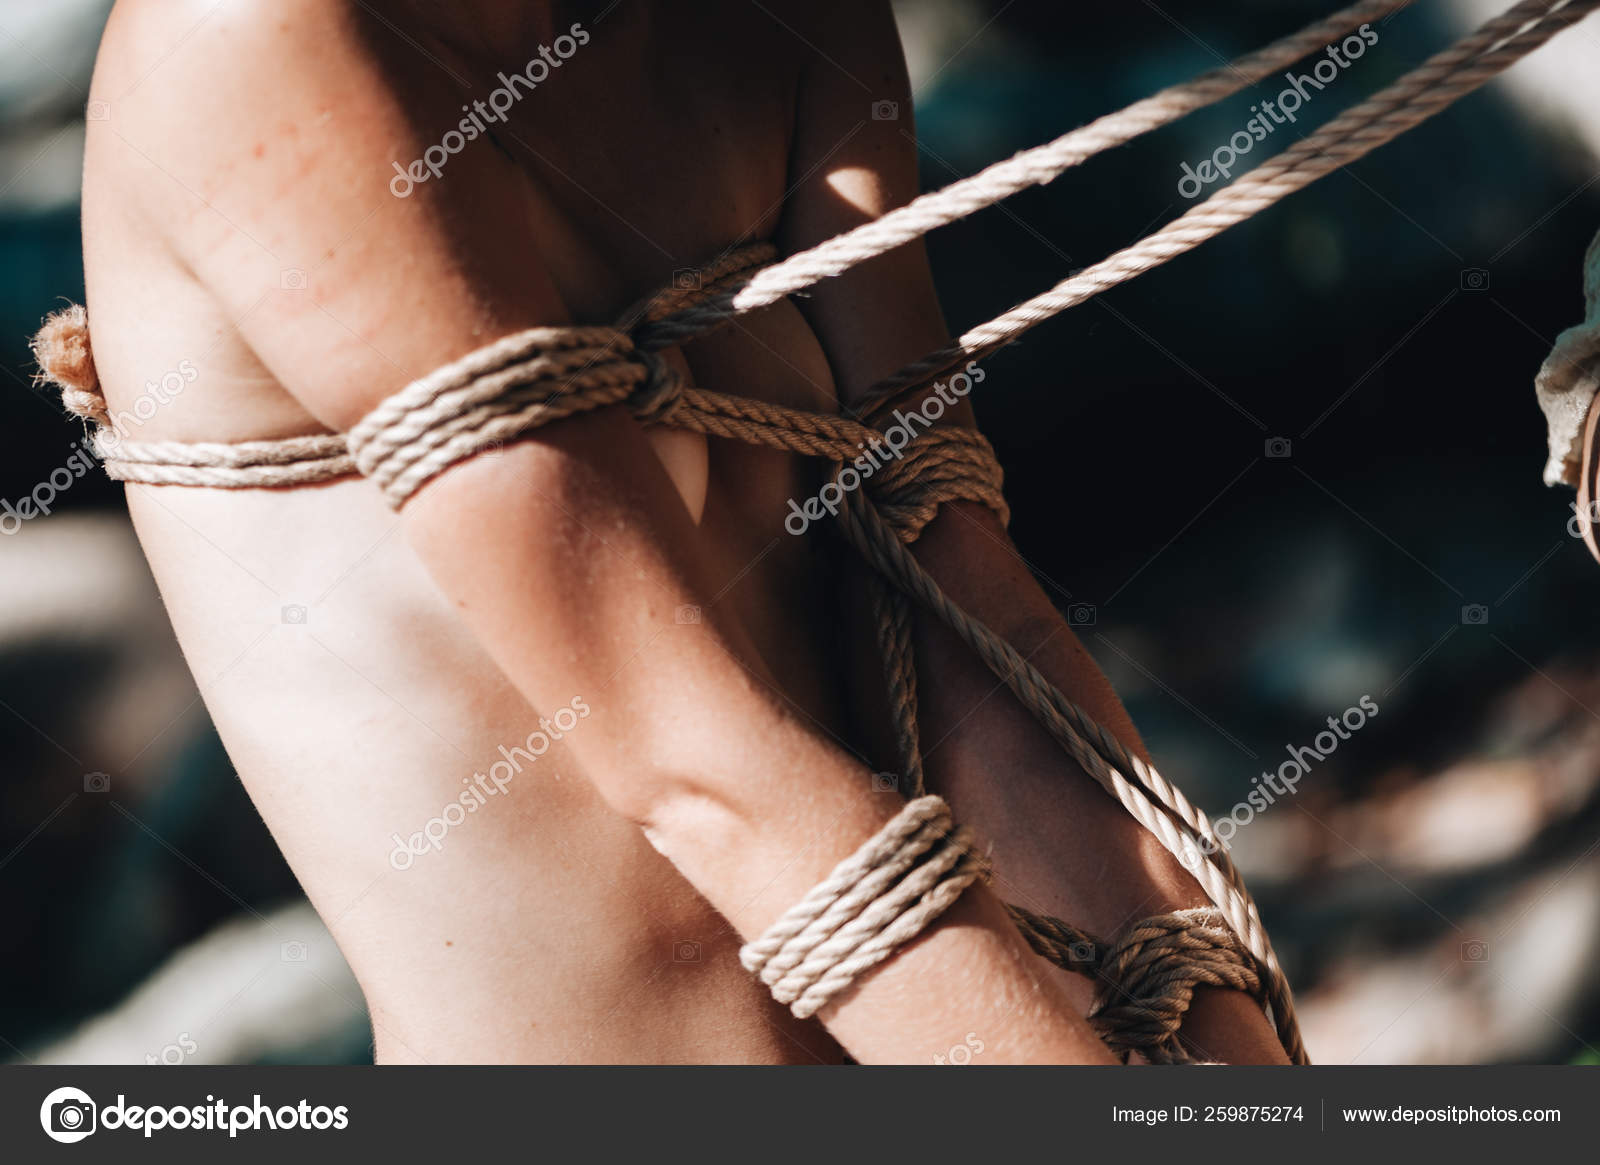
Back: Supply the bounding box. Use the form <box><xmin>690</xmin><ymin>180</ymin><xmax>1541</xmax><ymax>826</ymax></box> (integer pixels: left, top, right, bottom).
<box><xmin>83</xmin><ymin>0</ymin><xmax>570</xmax><ymax>434</ymax></box>
<box><xmin>88</xmin><ymin>0</ymin><xmax>429</xmax><ymax>243</ymax></box>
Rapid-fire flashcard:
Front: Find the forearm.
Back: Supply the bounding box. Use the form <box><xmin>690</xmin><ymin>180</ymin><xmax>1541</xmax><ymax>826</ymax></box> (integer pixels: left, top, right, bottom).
<box><xmin>404</xmin><ymin>410</ymin><xmax>1113</xmax><ymax>1063</ymax></box>
<box><xmin>907</xmin><ymin>499</ymin><xmax>1288</xmax><ymax>1063</ymax></box>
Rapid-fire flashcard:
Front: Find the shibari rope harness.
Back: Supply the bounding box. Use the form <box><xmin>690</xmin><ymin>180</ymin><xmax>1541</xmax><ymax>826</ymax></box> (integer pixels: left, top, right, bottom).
<box><xmin>31</xmin><ymin>0</ymin><xmax>1600</xmax><ymax>1064</ymax></box>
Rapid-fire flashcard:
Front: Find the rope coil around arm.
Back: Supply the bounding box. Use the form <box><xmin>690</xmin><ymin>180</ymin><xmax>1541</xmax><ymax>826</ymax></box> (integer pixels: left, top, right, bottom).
<box><xmin>346</xmin><ymin>327</ymin><xmax>667</xmax><ymax>506</ymax></box>
<box><xmin>738</xmin><ymin>795</ymin><xmax>990</xmax><ymax>1019</ymax></box>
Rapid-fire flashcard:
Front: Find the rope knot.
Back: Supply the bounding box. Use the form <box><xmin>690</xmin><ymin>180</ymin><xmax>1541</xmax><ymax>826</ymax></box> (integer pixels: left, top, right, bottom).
<box><xmin>627</xmin><ymin>348</ymin><xmax>684</xmax><ymax>426</ymax></box>
<box><xmin>1089</xmin><ymin>908</ymin><xmax>1265</xmax><ymax>1064</ymax></box>
<box><xmin>859</xmin><ymin>425</ymin><xmax>1010</xmax><ymax>543</ymax></box>
<box><xmin>32</xmin><ymin>306</ymin><xmax>107</xmax><ymax>425</ymax></box>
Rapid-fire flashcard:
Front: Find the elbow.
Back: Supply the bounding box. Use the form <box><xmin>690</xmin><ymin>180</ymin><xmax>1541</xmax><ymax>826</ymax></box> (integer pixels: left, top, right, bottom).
<box><xmin>575</xmin><ymin>722</ymin><xmax>795</xmax><ymax>864</ymax></box>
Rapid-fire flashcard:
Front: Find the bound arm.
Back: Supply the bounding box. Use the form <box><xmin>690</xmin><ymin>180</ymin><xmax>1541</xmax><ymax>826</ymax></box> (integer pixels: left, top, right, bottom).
<box><xmin>110</xmin><ymin>0</ymin><xmax>1114</xmax><ymax>1065</ymax></box>
<box><xmin>779</xmin><ymin>0</ymin><xmax>1288</xmax><ymax>1062</ymax></box>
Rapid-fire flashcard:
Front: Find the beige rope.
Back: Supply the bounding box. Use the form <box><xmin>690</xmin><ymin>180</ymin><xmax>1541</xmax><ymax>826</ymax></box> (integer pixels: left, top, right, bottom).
<box><xmin>856</xmin><ymin>0</ymin><xmax>1600</xmax><ymax>415</ymax></box>
<box><xmin>347</xmin><ymin>327</ymin><xmax>661</xmax><ymax>506</ymax></box>
<box><xmin>831</xmin><ymin>478</ymin><xmax>1304</xmax><ymax>1060</ymax></box>
<box><xmin>629</xmin><ymin>242</ymin><xmax>778</xmax><ymax>327</ymax></box>
<box><xmin>91</xmin><ymin>432</ymin><xmax>355</xmax><ymax>488</ymax></box>
<box><xmin>635</xmin><ymin>0</ymin><xmax>1417</xmax><ymax>351</ymax></box>
<box><xmin>30</xmin><ymin>305</ymin><xmax>103</xmax><ymax>424</ymax></box>
<box><xmin>738</xmin><ymin>795</ymin><xmax>989</xmax><ymax>1019</ymax></box>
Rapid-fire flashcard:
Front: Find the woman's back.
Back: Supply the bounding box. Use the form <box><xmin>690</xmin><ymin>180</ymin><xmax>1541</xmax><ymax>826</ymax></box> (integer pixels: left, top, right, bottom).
<box><xmin>81</xmin><ymin>0</ymin><xmax>865</xmax><ymax>1063</ymax></box>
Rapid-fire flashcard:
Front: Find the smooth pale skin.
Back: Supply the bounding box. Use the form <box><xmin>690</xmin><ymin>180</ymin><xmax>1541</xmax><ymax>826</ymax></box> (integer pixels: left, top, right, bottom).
<box><xmin>80</xmin><ymin>0</ymin><xmax>1284</xmax><ymax>1064</ymax></box>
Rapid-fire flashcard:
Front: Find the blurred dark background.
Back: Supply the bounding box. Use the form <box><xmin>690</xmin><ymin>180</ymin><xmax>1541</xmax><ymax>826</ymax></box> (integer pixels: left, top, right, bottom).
<box><xmin>4</xmin><ymin>0</ymin><xmax>1600</xmax><ymax>1064</ymax></box>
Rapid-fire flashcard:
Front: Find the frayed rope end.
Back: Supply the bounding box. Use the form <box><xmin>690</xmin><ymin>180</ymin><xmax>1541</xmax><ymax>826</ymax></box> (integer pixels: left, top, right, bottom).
<box><xmin>31</xmin><ymin>304</ymin><xmax>106</xmax><ymax>425</ymax></box>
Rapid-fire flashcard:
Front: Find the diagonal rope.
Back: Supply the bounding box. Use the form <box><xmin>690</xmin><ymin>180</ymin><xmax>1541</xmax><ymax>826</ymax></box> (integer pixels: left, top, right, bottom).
<box><xmin>633</xmin><ymin>0</ymin><xmax>1416</xmax><ymax>351</ymax></box>
<box><xmin>854</xmin><ymin>0</ymin><xmax>1600</xmax><ymax>416</ymax></box>
<box><xmin>831</xmin><ymin>483</ymin><xmax>1306</xmax><ymax>1063</ymax></box>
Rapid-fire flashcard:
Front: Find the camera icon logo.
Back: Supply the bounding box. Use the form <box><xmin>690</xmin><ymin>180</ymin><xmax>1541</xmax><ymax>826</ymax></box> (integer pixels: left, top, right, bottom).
<box><xmin>672</xmin><ymin>268</ymin><xmax>702</xmax><ymax>291</ymax></box>
<box><xmin>1460</xmin><ymin>268</ymin><xmax>1490</xmax><ymax>292</ymax></box>
<box><xmin>1265</xmin><ymin>437</ymin><xmax>1292</xmax><ymax>459</ymax></box>
<box><xmin>280</xmin><ymin>268</ymin><xmax>308</xmax><ymax>291</ymax></box>
<box><xmin>673</xmin><ymin>940</ymin><xmax>702</xmax><ymax>963</ymax></box>
<box><xmin>870</xmin><ymin>771</ymin><xmax>899</xmax><ymax>793</ymax></box>
<box><xmin>675</xmin><ymin>605</ymin><xmax>702</xmax><ymax>625</ymax></box>
<box><xmin>1461</xmin><ymin>604</ymin><xmax>1489</xmax><ymax>626</ymax></box>
<box><xmin>1068</xmin><ymin>941</ymin><xmax>1097</xmax><ymax>964</ymax></box>
<box><xmin>86</xmin><ymin>100</ymin><xmax>110</xmax><ymax>122</ymax></box>
<box><xmin>1067</xmin><ymin>603</ymin><xmax>1096</xmax><ymax>627</ymax></box>
<box><xmin>871</xmin><ymin>100</ymin><xmax>899</xmax><ymax>121</ymax></box>
<box><xmin>83</xmin><ymin>771</ymin><xmax>111</xmax><ymax>794</ymax></box>
<box><xmin>40</xmin><ymin>1086</ymin><xmax>97</xmax><ymax>1143</ymax></box>
<box><xmin>281</xmin><ymin>940</ymin><xmax>309</xmax><ymax>963</ymax></box>
<box><xmin>282</xmin><ymin>604</ymin><xmax>308</xmax><ymax>625</ymax></box>
<box><xmin>1460</xmin><ymin>939</ymin><xmax>1489</xmax><ymax>963</ymax></box>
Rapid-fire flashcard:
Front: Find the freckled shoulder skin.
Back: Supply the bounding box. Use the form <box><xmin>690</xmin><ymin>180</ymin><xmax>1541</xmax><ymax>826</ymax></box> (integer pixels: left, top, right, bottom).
<box><xmin>80</xmin><ymin>0</ymin><xmax>1284</xmax><ymax>1063</ymax></box>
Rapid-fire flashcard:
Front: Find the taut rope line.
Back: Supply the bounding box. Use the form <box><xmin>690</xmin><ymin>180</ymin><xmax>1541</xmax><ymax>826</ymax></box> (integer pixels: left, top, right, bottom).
<box><xmin>855</xmin><ymin>0</ymin><xmax>1600</xmax><ymax>415</ymax></box>
<box><xmin>634</xmin><ymin>0</ymin><xmax>1418</xmax><ymax>351</ymax></box>
<box><xmin>30</xmin><ymin>0</ymin><xmax>1598</xmax><ymax>1063</ymax></box>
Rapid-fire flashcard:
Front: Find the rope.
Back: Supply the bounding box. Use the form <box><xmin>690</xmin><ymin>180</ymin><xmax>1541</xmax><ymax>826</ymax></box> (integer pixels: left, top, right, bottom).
<box><xmin>634</xmin><ymin>0</ymin><xmax>1418</xmax><ymax>351</ymax></box>
<box><xmin>855</xmin><ymin>0</ymin><xmax>1600</xmax><ymax>416</ymax></box>
<box><xmin>347</xmin><ymin>327</ymin><xmax>657</xmax><ymax>506</ymax></box>
<box><xmin>738</xmin><ymin>795</ymin><xmax>990</xmax><ymax>1019</ymax></box>
<box><xmin>91</xmin><ymin>432</ymin><xmax>354</xmax><ymax>488</ymax></box>
<box><xmin>1090</xmin><ymin>908</ymin><xmax>1266</xmax><ymax>1064</ymax></box>
<box><xmin>30</xmin><ymin>0</ymin><xmax>1598</xmax><ymax>1063</ymax></box>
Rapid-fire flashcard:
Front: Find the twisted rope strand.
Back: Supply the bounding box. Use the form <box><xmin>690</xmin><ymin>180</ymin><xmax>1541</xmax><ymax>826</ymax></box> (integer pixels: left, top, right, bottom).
<box><xmin>739</xmin><ymin>796</ymin><xmax>990</xmax><ymax>1019</ymax></box>
<box><xmin>92</xmin><ymin>432</ymin><xmax>356</xmax><ymax>488</ymax></box>
<box><xmin>855</xmin><ymin>0</ymin><xmax>1600</xmax><ymax>416</ymax></box>
<box><xmin>634</xmin><ymin>0</ymin><xmax>1416</xmax><ymax>351</ymax></box>
<box><xmin>831</xmin><ymin>485</ymin><xmax>1306</xmax><ymax>1063</ymax></box>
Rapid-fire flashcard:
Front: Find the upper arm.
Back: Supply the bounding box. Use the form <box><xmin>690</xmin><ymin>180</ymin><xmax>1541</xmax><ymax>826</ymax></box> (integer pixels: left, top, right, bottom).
<box><xmin>88</xmin><ymin>0</ymin><xmax>736</xmax><ymax>806</ymax></box>
<box><xmin>775</xmin><ymin>1</ymin><xmax>956</xmax><ymax>412</ymax></box>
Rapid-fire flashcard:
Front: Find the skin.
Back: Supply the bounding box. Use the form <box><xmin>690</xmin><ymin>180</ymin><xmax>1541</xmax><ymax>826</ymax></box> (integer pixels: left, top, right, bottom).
<box><xmin>79</xmin><ymin>0</ymin><xmax>1284</xmax><ymax>1063</ymax></box>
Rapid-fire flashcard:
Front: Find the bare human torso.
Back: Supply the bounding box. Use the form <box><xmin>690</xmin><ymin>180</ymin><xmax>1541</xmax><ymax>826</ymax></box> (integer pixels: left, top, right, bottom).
<box><xmin>78</xmin><ymin>0</ymin><xmax>1288</xmax><ymax>1065</ymax></box>
<box><xmin>84</xmin><ymin>0</ymin><xmax>858</xmax><ymax>1063</ymax></box>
